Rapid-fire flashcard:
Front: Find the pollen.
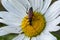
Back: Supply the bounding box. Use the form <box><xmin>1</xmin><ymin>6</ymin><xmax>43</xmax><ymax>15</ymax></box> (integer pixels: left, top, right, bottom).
<box><xmin>21</xmin><ymin>12</ymin><xmax>46</xmax><ymax>37</ymax></box>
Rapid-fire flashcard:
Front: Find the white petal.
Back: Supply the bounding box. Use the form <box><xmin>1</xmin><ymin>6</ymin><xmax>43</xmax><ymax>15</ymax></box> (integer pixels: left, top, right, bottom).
<box><xmin>0</xmin><ymin>19</ymin><xmax>20</xmax><ymax>26</ymax></box>
<box><xmin>12</xmin><ymin>34</ymin><xmax>25</xmax><ymax>40</ymax></box>
<box><xmin>0</xmin><ymin>12</ymin><xmax>21</xmax><ymax>26</ymax></box>
<box><xmin>0</xmin><ymin>19</ymin><xmax>5</xmax><ymax>23</ymax></box>
<box><xmin>1</xmin><ymin>0</ymin><xmax>27</xmax><ymax>17</ymax></box>
<box><xmin>23</xmin><ymin>36</ymin><xmax>30</xmax><ymax>40</ymax></box>
<box><xmin>0</xmin><ymin>19</ymin><xmax>3</xmax><ymax>22</ymax></box>
<box><xmin>28</xmin><ymin>0</ymin><xmax>43</xmax><ymax>11</ymax></box>
<box><xmin>8</xmin><ymin>0</ymin><xmax>27</xmax><ymax>16</ymax></box>
<box><xmin>1</xmin><ymin>0</ymin><xmax>20</xmax><ymax>17</ymax></box>
<box><xmin>0</xmin><ymin>27</ymin><xmax>9</xmax><ymax>36</ymax></box>
<box><xmin>45</xmin><ymin>16</ymin><xmax>60</xmax><ymax>31</ymax></box>
<box><xmin>0</xmin><ymin>26</ymin><xmax>21</xmax><ymax>34</ymax></box>
<box><xmin>16</xmin><ymin>0</ymin><xmax>31</xmax><ymax>10</ymax></box>
<box><xmin>31</xmin><ymin>37</ymin><xmax>36</xmax><ymax>40</ymax></box>
<box><xmin>0</xmin><ymin>19</ymin><xmax>5</xmax><ymax>24</ymax></box>
<box><xmin>41</xmin><ymin>0</ymin><xmax>52</xmax><ymax>14</ymax></box>
<box><xmin>0</xmin><ymin>12</ymin><xmax>20</xmax><ymax>23</ymax></box>
<box><xmin>45</xmin><ymin>1</ymin><xmax>60</xmax><ymax>22</ymax></box>
<box><xmin>46</xmin><ymin>25</ymin><xmax>60</xmax><ymax>32</ymax></box>
<box><xmin>37</xmin><ymin>32</ymin><xmax>57</xmax><ymax>40</ymax></box>
<box><xmin>5</xmin><ymin>26</ymin><xmax>21</xmax><ymax>33</ymax></box>
<box><xmin>47</xmin><ymin>16</ymin><xmax>60</xmax><ymax>26</ymax></box>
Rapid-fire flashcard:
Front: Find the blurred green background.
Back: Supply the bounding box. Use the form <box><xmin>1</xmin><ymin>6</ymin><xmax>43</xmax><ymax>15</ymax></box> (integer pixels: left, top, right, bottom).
<box><xmin>0</xmin><ymin>0</ymin><xmax>60</xmax><ymax>40</ymax></box>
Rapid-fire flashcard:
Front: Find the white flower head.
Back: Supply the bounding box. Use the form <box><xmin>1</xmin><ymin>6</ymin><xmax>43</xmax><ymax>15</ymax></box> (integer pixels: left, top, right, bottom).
<box><xmin>0</xmin><ymin>0</ymin><xmax>60</xmax><ymax>40</ymax></box>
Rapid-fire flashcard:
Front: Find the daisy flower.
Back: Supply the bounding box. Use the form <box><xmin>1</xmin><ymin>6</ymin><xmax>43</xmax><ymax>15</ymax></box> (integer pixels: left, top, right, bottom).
<box><xmin>0</xmin><ymin>0</ymin><xmax>60</xmax><ymax>40</ymax></box>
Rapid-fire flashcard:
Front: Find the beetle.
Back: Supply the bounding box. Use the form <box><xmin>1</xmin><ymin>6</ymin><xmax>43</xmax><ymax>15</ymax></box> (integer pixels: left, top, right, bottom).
<box><xmin>27</xmin><ymin>7</ymin><xmax>33</xmax><ymax>25</ymax></box>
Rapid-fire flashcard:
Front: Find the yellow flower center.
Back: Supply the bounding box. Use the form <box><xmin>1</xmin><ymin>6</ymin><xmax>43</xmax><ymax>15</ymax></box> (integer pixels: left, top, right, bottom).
<box><xmin>21</xmin><ymin>12</ymin><xmax>46</xmax><ymax>37</ymax></box>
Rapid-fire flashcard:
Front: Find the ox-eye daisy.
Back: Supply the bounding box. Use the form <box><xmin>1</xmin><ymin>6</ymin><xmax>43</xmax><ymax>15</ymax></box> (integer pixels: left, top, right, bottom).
<box><xmin>0</xmin><ymin>0</ymin><xmax>60</xmax><ymax>40</ymax></box>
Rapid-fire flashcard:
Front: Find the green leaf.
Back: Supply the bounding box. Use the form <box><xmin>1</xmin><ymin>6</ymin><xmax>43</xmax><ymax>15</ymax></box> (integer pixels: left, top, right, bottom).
<box><xmin>0</xmin><ymin>17</ymin><xmax>2</xmax><ymax>19</ymax></box>
<box><xmin>51</xmin><ymin>30</ymin><xmax>60</xmax><ymax>40</ymax></box>
<box><xmin>57</xmin><ymin>23</ymin><xmax>60</xmax><ymax>26</ymax></box>
<box><xmin>0</xmin><ymin>33</ymin><xmax>18</xmax><ymax>40</ymax></box>
<box><xmin>50</xmin><ymin>0</ymin><xmax>57</xmax><ymax>5</ymax></box>
<box><xmin>0</xmin><ymin>23</ymin><xmax>7</xmax><ymax>27</ymax></box>
<box><xmin>0</xmin><ymin>1</ymin><xmax>6</xmax><ymax>11</ymax></box>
